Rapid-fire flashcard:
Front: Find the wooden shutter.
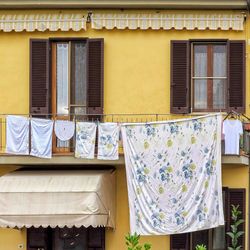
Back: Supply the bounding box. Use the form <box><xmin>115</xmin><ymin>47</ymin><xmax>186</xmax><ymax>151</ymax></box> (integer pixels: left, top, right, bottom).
<box><xmin>170</xmin><ymin>41</ymin><xmax>190</xmax><ymax>114</ymax></box>
<box><xmin>170</xmin><ymin>233</ymin><xmax>190</xmax><ymax>250</ymax></box>
<box><xmin>87</xmin><ymin>39</ymin><xmax>104</xmax><ymax>116</ymax></box>
<box><xmin>228</xmin><ymin>40</ymin><xmax>245</xmax><ymax>113</ymax></box>
<box><xmin>87</xmin><ymin>227</ymin><xmax>105</xmax><ymax>250</ymax></box>
<box><xmin>30</xmin><ymin>39</ymin><xmax>50</xmax><ymax>116</ymax></box>
<box><xmin>27</xmin><ymin>227</ymin><xmax>49</xmax><ymax>250</ymax></box>
<box><xmin>226</xmin><ymin>188</ymin><xmax>246</xmax><ymax>250</ymax></box>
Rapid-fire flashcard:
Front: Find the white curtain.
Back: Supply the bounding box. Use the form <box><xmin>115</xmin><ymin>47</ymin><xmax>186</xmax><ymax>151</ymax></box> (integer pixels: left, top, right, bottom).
<box><xmin>194</xmin><ymin>45</ymin><xmax>207</xmax><ymax>109</ymax></box>
<box><xmin>213</xmin><ymin>45</ymin><xmax>226</xmax><ymax>109</ymax></box>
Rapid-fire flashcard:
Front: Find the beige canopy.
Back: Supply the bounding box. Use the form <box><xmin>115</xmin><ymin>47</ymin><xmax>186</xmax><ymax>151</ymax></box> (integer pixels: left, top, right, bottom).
<box><xmin>0</xmin><ymin>170</ymin><xmax>115</xmax><ymax>228</ymax></box>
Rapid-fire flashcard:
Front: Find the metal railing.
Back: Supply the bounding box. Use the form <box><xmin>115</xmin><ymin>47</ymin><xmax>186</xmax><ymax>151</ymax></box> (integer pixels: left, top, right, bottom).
<box><xmin>0</xmin><ymin>113</ymin><xmax>249</xmax><ymax>156</ymax></box>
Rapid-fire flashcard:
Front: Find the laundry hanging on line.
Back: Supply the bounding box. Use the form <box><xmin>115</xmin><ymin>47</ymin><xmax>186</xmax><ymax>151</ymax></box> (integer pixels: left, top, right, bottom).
<box><xmin>98</xmin><ymin>123</ymin><xmax>119</xmax><ymax>160</ymax></box>
<box><xmin>54</xmin><ymin>120</ymin><xmax>75</xmax><ymax>141</ymax></box>
<box><xmin>30</xmin><ymin>118</ymin><xmax>54</xmax><ymax>159</ymax></box>
<box><xmin>121</xmin><ymin>114</ymin><xmax>224</xmax><ymax>235</ymax></box>
<box><xmin>5</xmin><ymin>115</ymin><xmax>29</xmax><ymax>155</ymax></box>
<box><xmin>222</xmin><ymin>119</ymin><xmax>243</xmax><ymax>155</ymax></box>
<box><xmin>75</xmin><ymin>122</ymin><xmax>97</xmax><ymax>159</ymax></box>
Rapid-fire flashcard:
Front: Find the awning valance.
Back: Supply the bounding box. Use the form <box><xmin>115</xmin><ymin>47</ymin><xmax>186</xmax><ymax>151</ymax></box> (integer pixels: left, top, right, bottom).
<box><xmin>0</xmin><ymin>170</ymin><xmax>115</xmax><ymax>228</ymax></box>
<box><xmin>92</xmin><ymin>13</ymin><xmax>244</xmax><ymax>31</ymax></box>
<box><xmin>0</xmin><ymin>14</ymin><xmax>86</xmax><ymax>32</ymax></box>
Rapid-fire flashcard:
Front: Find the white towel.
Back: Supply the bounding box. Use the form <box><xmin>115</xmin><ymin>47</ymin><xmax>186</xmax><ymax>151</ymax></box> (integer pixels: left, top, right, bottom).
<box><xmin>54</xmin><ymin>120</ymin><xmax>75</xmax><ymax>141</ymax></box>
<box><xmin>6</xmin><ymin>115</ymin><xmax>29</xmax><ymax>155</ymax></box>
<box><xmin>30</xmin><ymin>118</ymin><xmax>54</xmax><ymax>159</ymax></box>
<box><xmin>98</xmin><ymin>123</ymin><xmax>119</xmax><ymax>160</ymax></box>
<box><xmin>75</xmin><ymin>122</ymin><xmax>97</xmax><ymax>159</ymax></box>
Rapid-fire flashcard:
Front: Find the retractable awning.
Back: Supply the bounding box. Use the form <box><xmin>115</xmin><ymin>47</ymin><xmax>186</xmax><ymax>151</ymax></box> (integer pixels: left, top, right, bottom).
<box><xmin>0</xmin><ymin>170</ymin><xmax>115</xmax><ymax>228</ymax></box>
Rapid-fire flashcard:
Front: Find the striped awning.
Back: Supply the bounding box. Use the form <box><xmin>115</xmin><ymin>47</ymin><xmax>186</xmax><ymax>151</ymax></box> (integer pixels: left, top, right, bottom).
<box><xmin>92</xmin><ymin>13</ymin><xmax>244</xmax><ymax>31</ymax></box>
<box><xmin>0</xmin><ymin>13</ymin><xmax>86</xmax><ymax>32</ymax></box>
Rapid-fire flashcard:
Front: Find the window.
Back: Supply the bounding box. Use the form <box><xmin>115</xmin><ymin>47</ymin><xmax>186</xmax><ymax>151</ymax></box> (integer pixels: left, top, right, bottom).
<box><xmin>192</xmin><ymin>44</ymin><xmax>227</xmax><ymax>111</ymax></box>
<box><xmin>170</xmin><ymin>188</ymin><xmax>246</xmax><ymax>250</ymax></box>
<box><xmin>170</xmin><ymin>40</ymin><xmax>245</xmax><ymax>113</ymax></box>
<box><xmin>27</xmin><ymin>226</ymin><xmax>105</xmax><ymax>250</ymax></box>
<box><xmin>30</xmin><ymin>38</ymin><xmax>104</xmax><ymax>117</ymax></box>
<box><xmin>30</xmin><ymin>38</ymin><xmax>103</xmax><ymax>152</ymax></box>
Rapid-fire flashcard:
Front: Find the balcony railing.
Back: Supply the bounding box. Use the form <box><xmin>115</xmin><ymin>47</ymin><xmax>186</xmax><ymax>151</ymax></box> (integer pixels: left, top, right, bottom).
<box><xmin>0</xmin><ymin>113</ymin><xmax>249</xmax><ymax>158</ymax></box>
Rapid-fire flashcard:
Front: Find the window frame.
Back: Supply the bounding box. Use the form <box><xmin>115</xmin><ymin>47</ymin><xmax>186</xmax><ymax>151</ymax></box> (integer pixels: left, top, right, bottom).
<box><xmin>191</xmin><ymin>41</ymin><xmax>228</xmax><ymax>112</ymax></box>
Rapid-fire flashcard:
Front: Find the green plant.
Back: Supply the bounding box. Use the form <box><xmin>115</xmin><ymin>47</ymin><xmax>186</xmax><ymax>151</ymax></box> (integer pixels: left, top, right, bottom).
<box><xmin>226</xmin><ymin>204</ymin><xmax>244</xmax><ymax>250</ymax></box>
<box><xmin>125</xmin><ymin>232</ymin><xmax>152</xmax><ymax>250</ymax></box>
<box><xmin>195</xmin><ymin>244</ymin><xmax>207</xmax><ymax>250</ymax></box>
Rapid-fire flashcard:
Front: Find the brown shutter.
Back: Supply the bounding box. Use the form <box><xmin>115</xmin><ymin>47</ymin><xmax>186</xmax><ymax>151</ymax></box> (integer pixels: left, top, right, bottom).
<box><xmin>170</xmin><ymin>233</ymin><xmax>190</xmax><ymax>250</ymax></box>
<box><xmin>227</xmin><ymin>188</ymin><xmax>246</xmax><ymax>250</ymax></box>
<box><xmin>170</xmin><ymin>41</ymin><xmax>190</xmax><ymax>114</ymax></box>
<box><xmin>228</xmin><ymin>40</ymin><xmax>245</xmax><ymax>113</ymax></box>
<box><xmin>87</xmin><ymin>227</ymin><xmax>105</xmax><ymax>250</ymax></box>
<box><xmin>30</xmin><ymin>39</ymin><xmax>50</xmax><ymax>115</ymax></box>
<box><xmin>27</xmin><ymin>227</ymin><xmax>49</xmax><ymax>250</ymax></box>
<box><xmin>87</xmin><ymin>39</ymin><xmax>104</xmax><ymax>116</ymax></box>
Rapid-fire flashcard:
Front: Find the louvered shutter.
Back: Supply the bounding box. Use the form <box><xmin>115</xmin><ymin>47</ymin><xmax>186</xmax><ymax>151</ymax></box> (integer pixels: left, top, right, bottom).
<box><xmin>170</xmin><ymin>41</ymin><xmax>190</xmax><ymax>114</ymax></box>
<box><xmin>170</xmin><ymin>233</ymin><xmax>190</xmax><ymax>250</ymax></box>
<box><xmin>27</xmin><ymin>227</ymin><xmax>49</xmax><ymax>250</ymax></box>
<box><xmin>87</xmin><ymin>39</ymin><xmax>104</xmax><ymax>116</ymax></box>
<box><xmin>228</xmin><ymin>41</ymin><xmax>245</xmax><ymax>113</ymax></box>
<box><xmin>30</xmin><ymin>39</ymin><xmax>49</xmax><ymax>116</ymax></box>
<box><xmin>87</xmin><ymin>227</ymin><xmax>105</xmax><ymax>250</ymax></box>
<box><xmin>227</xmin><ymin>189</ymin><xmax>246</xmax><ymax>250</ymax></box>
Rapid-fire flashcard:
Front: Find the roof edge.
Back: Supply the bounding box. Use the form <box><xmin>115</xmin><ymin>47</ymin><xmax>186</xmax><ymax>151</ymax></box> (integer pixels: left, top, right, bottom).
<box><xmin>0</xmin><ymin>0</ymin><xmax>248</xmax><ymax>10</ymax></box>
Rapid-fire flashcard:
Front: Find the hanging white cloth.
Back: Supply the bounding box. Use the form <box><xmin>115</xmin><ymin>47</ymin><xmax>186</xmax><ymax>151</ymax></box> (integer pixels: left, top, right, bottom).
<box><xmin>222</xmin><ymin>119</ymin><xmax>243</xmax><ymax>155</ymax></box>
<box><xmin>54</xmin><ymin>120</ymin><xmax>75</xmax><ymax>141</ymax></box>
<box><xmin>5</xmin><ymin>115</ymin><xmax>29</xmax><ymax>155</ymax></box>
<box><xmin>121</xmin><ymin>114</ymin><xmax>224</xmax><ymax>235</ymax></box>
<box><xmin>75</xmin><ymin>122</ymin><xmax>97</xmax><ymax>159</ymax></box>
<box><xmin>98</xmin><ymin>123</ymin><xmax>119</xmax><ymax>160</ymax></box>
<box><xmin>30</xmin><ymin>118</ymin><xmax>54</xmax><ymax>159</ymax></box>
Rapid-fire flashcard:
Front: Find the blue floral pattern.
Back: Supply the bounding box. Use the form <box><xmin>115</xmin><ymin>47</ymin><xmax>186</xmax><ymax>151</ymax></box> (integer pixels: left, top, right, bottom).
<box><xmin>98</xmin><ymin>123</ymin><xmax>119</xmax><ymax>160</ymax></box>
<box><xmin>75</xmin><ymin>122</ymin><xmax>97</xmax><ymax>159</ymax></box>
<box><xmin>122</xmin><ymin>114</ymin><xmax>224</xmax><ymax>235</ymax></box>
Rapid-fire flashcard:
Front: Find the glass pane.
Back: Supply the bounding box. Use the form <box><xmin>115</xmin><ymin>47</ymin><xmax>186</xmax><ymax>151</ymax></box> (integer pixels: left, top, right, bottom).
<box><xmin>194</xmin><ymin>79</ymin><xmax>207</xmax><ymax>109</ymax></box>
<box><xmin>194</xmin><ymin>45</ymin><xmax>207</xmax><ymax>77</ymax></box>
<box><xmin>71</xmin><ymin>42</ymin><xmax>87</xmax><ymax>115</ymax></box>
<box><xmin>213</xmin><ymin>79</ymin><xmax>226</xmax><ymax>109</ymax></box>
<box><xmin>213</xmin><ymin>226</ymin><xmax>225</xmax><ymax>250</ymax></box>
<box><xmin>56</xmin><ymin>43</ymin><xmax>69</xmax><ymax>115</ymax></box>
<box><xmin>213</xmin><ymin>45</ymin><xmax>226</xmax><ymax>77</ymax></box>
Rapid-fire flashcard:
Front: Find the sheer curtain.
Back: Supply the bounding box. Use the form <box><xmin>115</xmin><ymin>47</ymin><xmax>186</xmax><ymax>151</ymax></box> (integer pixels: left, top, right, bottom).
<box><xmin>57</xmin><ymin>43</ymin><xmax>69</xmax><ymax>115</ymax></box>
<box><xmin>71</xmin><ymin>42</ymin><xmax>87</xmax><ymax>115</ymax></box>
<box><xmin>194</xmin><ymin>45</ymin><xmax>207</xmax><ymax>109</ymax></box>
<box><xmin>213</xmin><ymin>45</ymin><xmax>226</xmax><ymax>109</ymax></box>
<box><xmin>56</xmin><ymin>44</ymin><xmax>69</xmax><ymax>148</ymax></box>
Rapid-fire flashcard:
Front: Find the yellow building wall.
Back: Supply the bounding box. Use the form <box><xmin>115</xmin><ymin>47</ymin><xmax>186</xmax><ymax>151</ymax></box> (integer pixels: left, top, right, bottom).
<box><xmin>0</xmin><ymin>9</ymin><xmax>248</xmax><ymax>250</ymax></box>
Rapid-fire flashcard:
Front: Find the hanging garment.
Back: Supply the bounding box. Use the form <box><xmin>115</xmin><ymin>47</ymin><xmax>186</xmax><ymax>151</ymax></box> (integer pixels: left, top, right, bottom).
<box><xmin>75</xmin><ymin>122</ymin><xmax>97</xmax><ymax>159</ymax></box>
<box><xmin>98</xmin><ymin>123</ymin><xmax>119</xmax><ymax>160</ymax></box>
<box><xmin>30</xmin><ymin>118</ymin><xmax>54</xmax><ymax>159</ymax></box>
<box><xmin>6</xmin><ymin>115</ymin><xmax>29</xmax><ymax>155</ymax></box>
<box><xmin>121</xmin><ymin>114</ymin><xmax>224</xmax><ymax>235</ymax></box>
<box><xmin>54</xmin><ymin>120</ymin><xmax>75</xmax><ymax>141</ymax></box>
<box><xmin>222</xmin><ymin>119</ymin><xmax>243</xmax><ymax>155</ymax></box>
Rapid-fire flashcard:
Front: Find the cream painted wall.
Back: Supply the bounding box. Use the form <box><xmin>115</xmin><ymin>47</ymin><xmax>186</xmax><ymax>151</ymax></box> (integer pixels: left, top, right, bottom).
<box><xmin>0</xmin><ymin>8</ymin><xmax>249</xmax><ymax>250</ymax></box>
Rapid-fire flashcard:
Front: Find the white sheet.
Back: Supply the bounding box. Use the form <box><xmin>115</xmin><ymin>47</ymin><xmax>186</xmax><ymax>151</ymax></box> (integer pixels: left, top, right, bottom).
<box><xmin>54</xmin><ymin>120</ymin><xmax>75</xmax><ymax>141</ymax></box>
<box><xmin>121</xmin><ymin>114</ymin><xmax>224</xmax><ymax>235</ymax></box>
